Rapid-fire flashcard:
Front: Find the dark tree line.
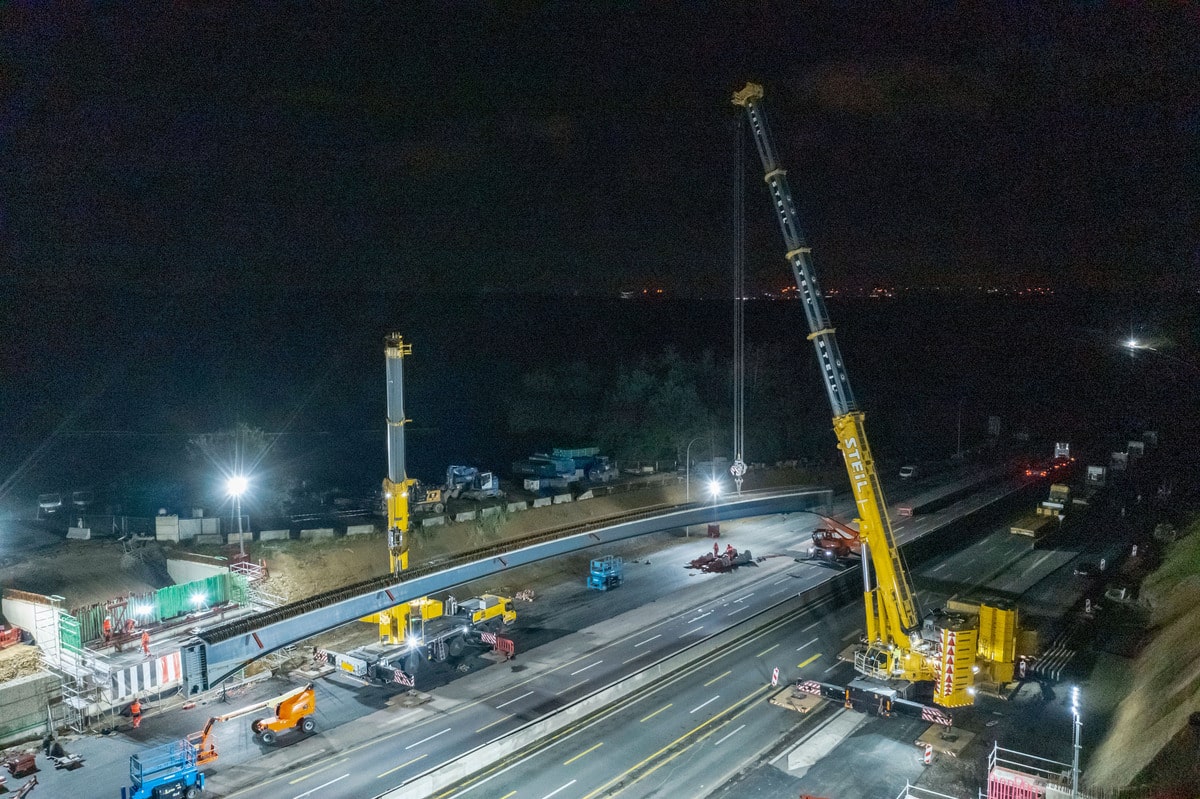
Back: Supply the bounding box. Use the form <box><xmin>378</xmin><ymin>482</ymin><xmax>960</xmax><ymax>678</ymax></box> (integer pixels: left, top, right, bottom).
<box><xmin>504</xmin><ymin>346</ymin><xmax>834</xmax><ymax>467</ymax></box>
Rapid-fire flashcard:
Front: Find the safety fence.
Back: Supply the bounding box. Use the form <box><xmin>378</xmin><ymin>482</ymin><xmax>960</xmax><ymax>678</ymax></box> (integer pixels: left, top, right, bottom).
<box><xmin>69</xmin><ymin>573</ymin><xmax>242</xmax><ymax>643</ymax></box>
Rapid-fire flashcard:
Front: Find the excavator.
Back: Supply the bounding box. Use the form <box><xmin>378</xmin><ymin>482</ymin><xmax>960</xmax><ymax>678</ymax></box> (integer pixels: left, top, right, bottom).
<box><xmin>734</xmin><ymin>83</ymin><xmax>1020</xmax><ymax>712</ymax></box>
<box><xmin>189</xmin><ymin>682</ymin><xmax>316</xmax><ymax>764</ymax></box>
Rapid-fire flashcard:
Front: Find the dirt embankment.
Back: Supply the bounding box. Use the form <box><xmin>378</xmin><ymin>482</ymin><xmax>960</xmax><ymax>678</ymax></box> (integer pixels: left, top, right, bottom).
<box><xmin>256</xmin><ymin>467</ymin><xmax>826</xmax><ymax>604</ymax></box>
<box><xmin>1089</xmin><ymin>517</ymin><xmax>1200</xmax><ymax>789</ymax></box>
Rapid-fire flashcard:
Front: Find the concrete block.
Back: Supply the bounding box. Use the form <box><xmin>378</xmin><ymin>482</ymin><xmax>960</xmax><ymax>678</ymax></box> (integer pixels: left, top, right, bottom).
<box><xmin>420</xmin><ymin>516</ymin><xmax>446</xmax><ymax>528</ymax></box>
<box><xmin>300</xmin><ymin>527</ymin><xmax>335</xmax><ymax>540</ymax></box>
<box><xmin>194</xmin><ymin>533</ymin><xmax>224</xmax><ymax>545</ymax></box>
<box><xmin>66</xmin><ymin>527</ymin><xmax>92</xmax><ymax>540</ymax></box>
<box><xmin>506</xmin><ymin>501</ymin><xmax>529</xmax><ymax>513</ymax></box>
<box><xmin>532</xmin><ymin>497</ymin><xmax>552</xmax><ymax>508</ymax></box>
<box><xmin>454</xmin><ymin>511</ymin><xmax>477</xmax><ymax>523</ymax></box>
<box><xmin>576</xmin><ymin>490</ymin><xmax>594</xmax><ymax>501</ymax></box>
<box><xmin>553</xmin><ymin>494</ymin><xmax>573</xmax><ymax>505</ymax></box>
<box><xmin>346</xmin><ymin>524</ymin><xmax>377</xmax><ymax>536</ymax></box>
<box><xmin>260</xmin><ymin>529</ymin><xmax>290</xmax><ymax>541</ymax></box>
<box><xmin>155</xmin><ymin>514</ymin><xmax>180</xmax><ymax>542</ymax></box>
<box><xmin>167</xmin><ymin>557</ymin><xmax>228</xmax><ymax>585</ymax></box>
<box><xmin>0</xmin><ymin>670</ymin><xmax>60</xmax><ymax>748</ymax></box>
<box><xmin>480</xmin><ymin>506</ymin><xmax>501</xmax><ymax>518</ymax></box>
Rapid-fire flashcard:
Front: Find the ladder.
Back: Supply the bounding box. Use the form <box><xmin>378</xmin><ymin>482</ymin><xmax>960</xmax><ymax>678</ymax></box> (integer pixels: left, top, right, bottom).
<box><xmin>33</xmin><ymin>596</ymin><xmax>93</xmax><ymax>733</ymax></box>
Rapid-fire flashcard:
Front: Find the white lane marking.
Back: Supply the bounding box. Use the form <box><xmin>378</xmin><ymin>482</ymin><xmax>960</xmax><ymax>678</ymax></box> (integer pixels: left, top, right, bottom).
<box><xmin>556</xmin><ymin>679</ymin><xmax>589</xmax><ymax>696</ymax></box>
<box><xmin>796</xmin><ymin>637</ymin><xmax>818</xmax><ymax>651</ymax></box>
<box><xmin>714</xmin><ymin>723</ymin><xmax>746</xmax><ymax>746</ymax></box>
<box><xmin>384</xmin><ymin>708</ymin><xmax>422</xmax><ymax>726</ymax></box>
<box><xmin>688</xmin><ymin>611</ymin><xmax>713</xmax><ymax>623</ymax></box>
<box><xmin>727</xmin><ymin>605</ymin><xmax>750</xmax><ymax>616</ymax></box>
<box><xmin>294</xmin><ymin>774</ymin><xmax>349</xmax><ymax>798</ymax></box>
<box><xmin>802</xmin><ymin>621</ymin><xmax>819</xmax><ymax>632</ymax></box>
<box><xmin>679</xmin><ymin>627</ymin><xmax>704</xmax><ymax>638</ymax></box>
<box><xmin>690</xmin><ymin>695</ymin><xmax>721</xmax><ymax>714</ymax></box>
<box><xmin>771</xmin><ymin>576</ymin><xmax>790</xmax><ymax>585</ymax></box>
<box><xmin>540</xmin><ymin>780</ymin><xmax>578</xmax><ymax>799</ymax></box>
<box><xmin>634</xmin><ymin>634</ymin><xmax>662</xmax><ymax>647</ymax></box>
<box><xmin>496</xmin><ymin>691</ymin><xmax>534</xmax><ymax>709</ymax></box>
<box><xmin>734</xmin><ymin>592</ymin><xmax>755</xmax><ymax>603</ymax></box>
<box><xmin>622</xmin><ymin>650</ymin><xmax>652</xmax><ymax>665</ymax></box>
<box><xmin>824</xmin><ymin>661</ymin><xmax>841</xmax><ymax>673</ymax></box>
<box><xmin>570</xmin><ymin>661</ymin><xmax>603</xmax><ymax>676</ymax></box>
<box><xmin>932</xmin><ymin>562</ymin><xmax>947</xmax><ymax>573</ymax></box>
<box><xmin>404</xmin><ymin>727</ymin><xmax>451</xmax><ymax>750</ymax></box>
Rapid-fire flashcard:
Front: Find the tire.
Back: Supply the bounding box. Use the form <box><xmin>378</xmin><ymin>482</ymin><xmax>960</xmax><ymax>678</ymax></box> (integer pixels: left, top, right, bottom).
<box><xmin>434</xmin><ymin>503</ymin><xmax>445</xmax><ymax>514</ymax></box>
<box><xmin>300</xmin><ymin>717</ymin><xmax>315</xmax><ymax>734</ymax></box>
<box><xmin>260</xmin><ymin>729</ymin><xmax>276</xmax><ymax>745</ymax></box>
<box><xmin>448</xmin><ymin>635</ymin><xmax>465</xmax><ymax>657</ymax></box>
<box><xmin>185</xmin><ymin>786</ymin><xmax>202</xmax><ymax>799</ymax></box>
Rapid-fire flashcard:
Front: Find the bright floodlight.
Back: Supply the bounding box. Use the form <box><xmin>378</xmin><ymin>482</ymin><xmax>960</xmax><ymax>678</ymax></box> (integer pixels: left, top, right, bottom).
<box><xmin>1071</xmin><ymin>685</ymin><xmax>1080</xmax><ymax>711</ymax></box>
<box><xmin>190</xmin><ymin>593</ymin><xmax>208</xmax><ymax>608</ymax></box>
<box><xmin>136</xmin><ymin>605</ymin><xmax>153</xmax><ymax>617</ymax></box>
<box><xmin>1126</xmin><ymin>339</ymin><xmax>1139</xmax><ymax>349</ymax></box>
<box><xmin>709</xmin><ymin>480</ymin><xmax>722</xmax><ymax>497</ymax></box>
<box><xmin>227</xmin><ymin>474</ymin><xmax>249</xmax><ymax>497</ymax></box>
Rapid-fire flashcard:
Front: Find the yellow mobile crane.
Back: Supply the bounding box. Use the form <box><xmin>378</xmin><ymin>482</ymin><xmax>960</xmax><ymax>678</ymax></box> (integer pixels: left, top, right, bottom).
<box><xmin>734</xmin><ymin>83</ymin><xmax>1017</xmax><ymax>710</ymax></box>
<box><xmin>382</xmin><ymin>332</ymin><xmax>415</xmax><ymax>574</ymax></box>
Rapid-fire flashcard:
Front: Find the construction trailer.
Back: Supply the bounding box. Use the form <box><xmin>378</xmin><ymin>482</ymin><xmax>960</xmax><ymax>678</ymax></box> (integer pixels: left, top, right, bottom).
<box><xmin>122</xmin><ymin>739</ymin><xmax>204</xmax><ymax>799</ymax></box>
<box><xmin>328</xmin><ymin>593</ymin><xmax>516</xmax><ymax>686</ymax></box>
<box><xmin>587</xmin><ymin>556</ymin><xmax>624</xmax><ymax>591</ymax></box>
<box><xmin>190</xmin><ymin>682</ymin><xmax>316</xmax><ymax>763</ymax></box>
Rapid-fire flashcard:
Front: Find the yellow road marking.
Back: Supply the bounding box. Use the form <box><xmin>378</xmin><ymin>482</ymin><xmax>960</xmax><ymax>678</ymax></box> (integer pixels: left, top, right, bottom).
<box><xmin>289</xmin><ymin>757</ymin><xmax>349</xmax><ymax>784</ymax></box>
<box><xmin>563</xmin><ymin>741</ymin><xmax>604</xmax><ymax>765</ymax></box>
<box><xmin>499</xmin><ymin>793</ymin><xmax>516</xmax><ymax>799</ymax></box>
<box><xmin>704</xmin><ymin>670</ymin><xmax>731</xmax><ymax>687</ymax></box>
<box><xmin>640</xmin><ymin>703</ymin><xmax>672</xmax><ymax>723</ymax></box>
<box><xmin>756</xmin><ymin>643</ymin><xmax>779</xmax><ymax>657</ymax></box>
<box><xmin>798</xmin><ymin>653</ymin><xmax>821</xmax><ymax>668</ymax></box>
<box><xmin>377</xmin><ymin>753</ymin><xmax>427</xmax><ymax>779</ymax></box>
<box><xmin>580</xmin><ymin>686</ymin><xmax>770</xmax><ymax>799</ymax></box>
<box><xmin>476</xmin><ymin>713</ymin><xmax>514</xmax><ymax>734</ymax></box>
<box><xmin>609</xmin><ymin>681</ymin><xmax>768</xmax><ymax>791</ymax></box>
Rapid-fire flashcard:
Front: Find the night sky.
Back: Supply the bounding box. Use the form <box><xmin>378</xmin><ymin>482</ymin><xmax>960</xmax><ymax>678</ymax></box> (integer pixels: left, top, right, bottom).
<box><xmin>3</xmin><ymin>2</ymin><xmax>1196</xmax><ymax>297</ymax></box>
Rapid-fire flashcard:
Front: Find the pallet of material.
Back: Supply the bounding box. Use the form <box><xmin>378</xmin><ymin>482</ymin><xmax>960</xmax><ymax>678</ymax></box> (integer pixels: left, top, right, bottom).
<box><xmin>1010</xmin><ymin>515</ymin><xmax>1052</xmax><ymax>537</ymax></box>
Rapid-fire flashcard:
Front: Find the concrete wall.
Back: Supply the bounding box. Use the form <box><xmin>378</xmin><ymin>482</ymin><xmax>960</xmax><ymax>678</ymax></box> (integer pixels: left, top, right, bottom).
<box><xmin>155</xmin><ymin>514</ymin><xmax>180</xmax><ymax>542</ymax></box>
<box><xmin>0</xmin><ymin>671</ymin><xmax>59</xmax><ymax>747</ymax></box>
<box><xmin>346</xmin><ymin>524</ymin><xmax>376</xmax><ymax>536</ymax></box>
<box><xmin>552</xmin><ymin>494</ymin><xmax>572</xmax><ymax>505</ymax></box>
<box><xmin>166</xmin><ymin>557</ymin><xmax>229</xmax><ymax>586</ymax></box>
<box><xmin>0</xmin><ymin>593</ymin><xmax>41</xmax><ymax>634</ymax></box>
<box><xmin>506</xmin><ymin>501</ymin><xmax>528</xmax><ymax>513</ymax></box>
<box><xmin>420</xmin><ymin>516</ymin><xmax>446</xmax><ymax>528</ymax></box>
<box><xmin>299</xmin><ymin>528</ymin><xmax>335</xmax><ymax>540</ymax></box>
<box><xmin>179</xmin><ymin>517</ymin><xmax>221</xmax><ymax>539</ymax></box>
<box><xmin>453</xmin><ymin>511</ymin><xmax>477</xmax><ymax>523</ymax></box>
<box><xmin>480</xmin><ymin>506</ymin><xmax>501</xmax><ymax>518</ymax></box>
<box><xmin>532</xmin><ymin>497</ymin><xmax>552</xmax><ymax>508</ymax></box>
<box><xmin>260</xmin><ymin>529</ymin><xmax>290</xmax><ymax>541</ymax></box>
<box><xmin>65</xmin><ymin>526</ymin><xmax>92</xmax><ymax>540</ymax></box>
<box><xmin>576</xmin><ymin>490</ymin><xmax>594</xmax><ymax>500</ymax></box>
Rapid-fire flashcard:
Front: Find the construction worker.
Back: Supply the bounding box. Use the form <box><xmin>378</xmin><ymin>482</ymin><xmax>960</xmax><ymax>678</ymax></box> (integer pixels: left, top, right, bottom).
<box><xmin>130</xmin><ymin>697</ymin><xmax>143</xmax><ymax>729</ymax></box>
<box><xmin>141</xmin><ymin>630</ymin><xmax>151</xmax><ymax>658</ymax></box>
<box><xmin>713</xmin><ymin>541</ymin><xmax>719</xmax><ymax>557</ymax></box>
<box><xmin>102</xmin><ymin>616</ymin><xmax>113</xmax><ymax>643</ymax></box>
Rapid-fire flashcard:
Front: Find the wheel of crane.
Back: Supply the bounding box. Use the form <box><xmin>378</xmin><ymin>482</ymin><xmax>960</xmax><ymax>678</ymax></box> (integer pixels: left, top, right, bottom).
<box><xmin>434</xmin><ymin>503</ymin><xmax>445</xmax><ymax>514</ymax></box>
<box><xmin>448</xmin><ymin>635</ymin><xmax>465</xmax><ymax>657</ymax></box>
<box><xmin>300</xmin><ymin>716</ymin><xmax>316</xmax><ymax>734</ymax></box>
<box><xmin>260</xmin><ymin>729</ymin><xmax>276</xmax><ymax>745</ymax></box>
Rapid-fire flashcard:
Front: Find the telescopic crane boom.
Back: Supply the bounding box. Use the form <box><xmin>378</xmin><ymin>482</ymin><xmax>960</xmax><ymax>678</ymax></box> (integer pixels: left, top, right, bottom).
<box><xmin>733</xmin><ymin>82</ymin><xmax>940</xmax><ymax>693</ymax></box>
<box><xmin>383</xmin><ymin>333</ymin><xmax>416</xmax><ymax>573</ymax></box>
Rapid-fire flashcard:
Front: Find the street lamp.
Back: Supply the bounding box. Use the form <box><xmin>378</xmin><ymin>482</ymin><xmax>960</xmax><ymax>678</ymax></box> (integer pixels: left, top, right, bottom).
<box><xmin>708</xmin><ymin>479</ymin><xmax>722</xmax><ymax>501</ymax></box>
<box><xmin>1071</xmin><ymin>685</ymin><xmax>1082</xmax><ymax>797</ymax></box>
<box><xmin>684</xmin><ymin>436</ymin><xmax>706</xmax><ymax>503</ymax></box>
<box><xmin>227</xmin><ymin>475</ymin><xmax>249</xmax><ymax>557</ymax></box>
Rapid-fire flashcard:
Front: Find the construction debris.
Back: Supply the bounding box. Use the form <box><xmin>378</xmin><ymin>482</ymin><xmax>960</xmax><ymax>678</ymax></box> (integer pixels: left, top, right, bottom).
<box><xmin>0</xmin><ymin>645</ymin><xmax>42</xmax><ymax>683</ymax></box>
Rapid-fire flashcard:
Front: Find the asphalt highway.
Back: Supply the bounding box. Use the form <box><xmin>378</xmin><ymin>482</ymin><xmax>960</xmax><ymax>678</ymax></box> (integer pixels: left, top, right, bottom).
<box><xmin>199</xmin><ymin>471</ymin><xmax>1026</xmax><ymax>799</ymax></box>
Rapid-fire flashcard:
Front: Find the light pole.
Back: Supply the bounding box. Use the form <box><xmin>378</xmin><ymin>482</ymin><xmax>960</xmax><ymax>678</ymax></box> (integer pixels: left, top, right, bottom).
<box><xmin>227</xmin><ymin>475</ymin><xmax>249</xmax><ymax>557</ymax></box>
<box><xmin>1071</xmin><ymin>685</ymin><xmax>1082</xmax><ymax>797</ymax></box>
<box><xmin>684</xmin><ymin>436</ymin><xmax>705</xmax><ymax>503</ymax></box>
